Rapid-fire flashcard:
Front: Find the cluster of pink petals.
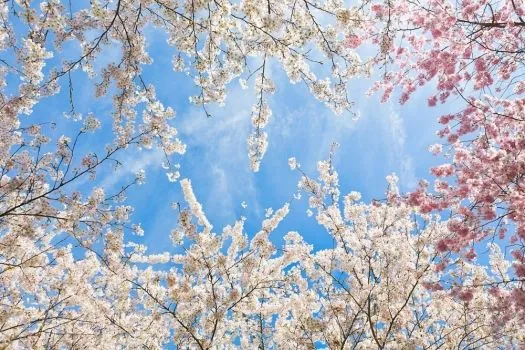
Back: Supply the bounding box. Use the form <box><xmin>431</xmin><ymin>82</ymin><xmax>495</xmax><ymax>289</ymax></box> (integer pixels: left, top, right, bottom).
<box><xmin>358</xmin><ymin>0</ymin><xmax>525</xmax><ymax>321</ymax></box>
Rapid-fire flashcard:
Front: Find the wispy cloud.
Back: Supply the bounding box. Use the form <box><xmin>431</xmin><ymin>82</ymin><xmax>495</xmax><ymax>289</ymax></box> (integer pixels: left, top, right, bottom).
<box><xmin>99</xmin><ymin>149</ymin><xmax>165</xmax><ymax>190</ymax></box>
<box><xmin>178</xmin><ymin>85</ymin><xmax>259</xmax><ymax>220</ymax></box>
<box><xmin>383</xmin><ymin>106</ymin><xmax>417</xmax><ymax>190</ymax></box>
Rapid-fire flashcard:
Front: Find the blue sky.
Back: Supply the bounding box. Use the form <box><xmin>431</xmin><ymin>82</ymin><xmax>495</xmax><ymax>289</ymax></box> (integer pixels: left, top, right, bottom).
<box><xmin>20</xmin><ymin>20</ymin><xmax>463</xmax><ymax>255</ymax></box>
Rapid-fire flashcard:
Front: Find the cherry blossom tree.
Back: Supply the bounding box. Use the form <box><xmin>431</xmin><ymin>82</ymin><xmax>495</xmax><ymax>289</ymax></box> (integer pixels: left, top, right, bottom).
<box><xmin>127</xmin><ymin>166</ymin><xmax>524</xmax><ymax>348</ymax></box>
<box><xmin>0</xmin><ymin>1</ymin><xmax>366</xmax><ymax>343</ymax></box>
<box><xmin>354</xmin><ymin>0</ymin><xmax>525</xmax><ymax>318</ymax></box>
<box><xmin>0</xmin><ymin>0</ymin><xmax>368</xmax><ymax>171</ymax></box>
<box><xmin>276</xmin><ymin>157</ymin><xmax>524</xmax><ymax>348</ymax></box>
<box><xmin>0</xmin><ymin>115</ymin><xmax>173</xmax><ymax>347</ymax></box>
<box><xmin>2</xmin><ymin>134</ymin><xmax>523</xmax><ymax>347</ymax></box>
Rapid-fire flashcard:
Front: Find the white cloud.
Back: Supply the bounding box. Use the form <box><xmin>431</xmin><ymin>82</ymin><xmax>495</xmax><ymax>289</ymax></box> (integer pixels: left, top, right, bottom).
<box><xmin>178</xmin><ymin>85</ymin><xmax>260</xmax><ymax>219</ymax></box>
<box><xmin>384</xmin><ymin>106</ymin><xmax>417</xmax><ymax>190</ymax></box>
<box><xmin>99</xmin><ymin>148</ymin><xmax>165</xmax><ymax>190</ymax></box>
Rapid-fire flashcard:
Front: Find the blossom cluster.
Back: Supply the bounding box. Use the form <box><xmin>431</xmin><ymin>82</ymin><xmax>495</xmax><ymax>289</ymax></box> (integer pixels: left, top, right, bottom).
<box><xmin>350</xmin><ymin>0</ymin><xmax>525</xmax><ymax>315</ymax></box>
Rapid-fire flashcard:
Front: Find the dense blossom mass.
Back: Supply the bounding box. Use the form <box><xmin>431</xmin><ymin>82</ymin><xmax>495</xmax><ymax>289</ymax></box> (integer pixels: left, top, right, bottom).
<box><xmin>355</xmin><ymin>0</ymin><xmax>525</xmax><ymax>317</ymax></box>
<box><xmin>0</xmin><ymin>0</ymin><xmax>523</xmax><ymax>348</ymax></box>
